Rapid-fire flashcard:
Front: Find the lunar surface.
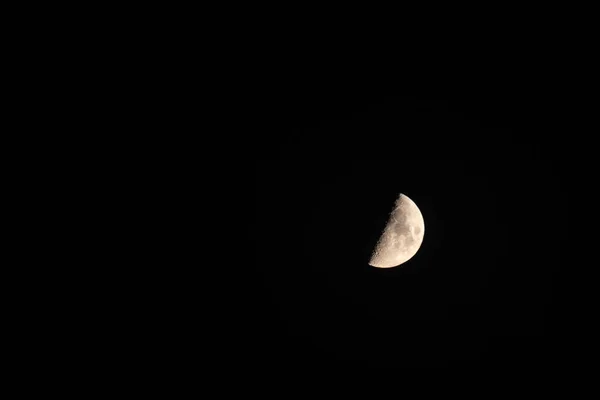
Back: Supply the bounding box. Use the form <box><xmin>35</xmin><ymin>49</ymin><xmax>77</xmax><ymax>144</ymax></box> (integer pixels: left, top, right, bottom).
<box><xmin>369</xmin><ymin>193</ymin><xmax>425</xmax><ymax>268</ymax></box>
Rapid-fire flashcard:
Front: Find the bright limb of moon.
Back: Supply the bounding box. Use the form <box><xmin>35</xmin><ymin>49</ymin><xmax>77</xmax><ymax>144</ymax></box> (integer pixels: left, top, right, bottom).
<box><xmin>369</xmin><ymin>193</ymin><xmax>425</xmax><ymax>268</ymax></box>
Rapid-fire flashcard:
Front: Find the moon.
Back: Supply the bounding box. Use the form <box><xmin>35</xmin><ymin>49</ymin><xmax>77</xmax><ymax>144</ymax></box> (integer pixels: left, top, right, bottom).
<box><xmin>369</xmin><ymin>193</ymin><xmax>425</xmax><ymax>268</ymax></box>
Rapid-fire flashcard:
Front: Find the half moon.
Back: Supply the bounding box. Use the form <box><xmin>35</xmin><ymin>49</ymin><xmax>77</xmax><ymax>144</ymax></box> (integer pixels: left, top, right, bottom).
<box><xmin>369</xmin><ymin>193</ymin><xmax>425</xmax><ymax>268</ymax></box>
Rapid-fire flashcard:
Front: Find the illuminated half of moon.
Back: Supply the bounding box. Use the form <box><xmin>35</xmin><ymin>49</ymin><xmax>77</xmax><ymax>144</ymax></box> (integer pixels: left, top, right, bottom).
<box><xmin>369</xmin><ymin>193</ymin><xmax>425</xmax><ymax>268</ymax></box>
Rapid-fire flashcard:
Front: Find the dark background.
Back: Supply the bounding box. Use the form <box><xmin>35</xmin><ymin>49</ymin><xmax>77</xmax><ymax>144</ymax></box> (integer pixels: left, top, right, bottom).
<box><xmin>252</xmin><ymin>93</ymin><xmax>564</xmax><ymax>369</ymax></box>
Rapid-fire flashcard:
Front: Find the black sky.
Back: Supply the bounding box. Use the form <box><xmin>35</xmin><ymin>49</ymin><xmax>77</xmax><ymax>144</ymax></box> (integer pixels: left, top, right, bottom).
<box><xmin>252</xmin><ymin>93</ymin><xmax>563</xmax><ymax>369</ymax></box>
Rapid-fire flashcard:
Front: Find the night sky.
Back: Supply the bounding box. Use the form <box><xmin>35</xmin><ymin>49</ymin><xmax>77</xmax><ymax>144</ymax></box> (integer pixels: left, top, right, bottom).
<box><xmin>252</xmin><ymin>94</ymin><xmax>563</xmax><ymax>369</ymax></box>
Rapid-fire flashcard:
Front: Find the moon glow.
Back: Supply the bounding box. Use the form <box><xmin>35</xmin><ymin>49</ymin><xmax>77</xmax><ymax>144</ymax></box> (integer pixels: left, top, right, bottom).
<box><xmin>369</xmin><ymin>193</ymin><xmax>425</xmax><ymax>268</ymax></box>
